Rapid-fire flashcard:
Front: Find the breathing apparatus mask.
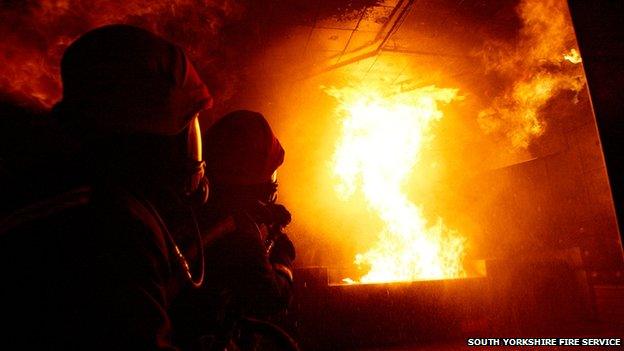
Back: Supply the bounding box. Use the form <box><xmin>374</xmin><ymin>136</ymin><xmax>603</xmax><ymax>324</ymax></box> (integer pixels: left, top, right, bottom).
<box><xmin>76</xmin><ymin>113</ymin><xmax>209</xmax><ymax>208</ymax></box>
<box><xmin>179</xmin><ymin>115</ymin><xmax>209</xmax><ymax>206</ymax></box>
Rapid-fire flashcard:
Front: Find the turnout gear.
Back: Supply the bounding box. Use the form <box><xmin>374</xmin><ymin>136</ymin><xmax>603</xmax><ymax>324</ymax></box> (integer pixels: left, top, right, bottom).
<box><xmin>1</xmin><ymin>24</ymin><xmax>211</xmax><ymax>350</ymax></box>
<box><xmin>171</xmin><ymin>110</ymin><xmax>296</xmax><ymax>350</ymax></box>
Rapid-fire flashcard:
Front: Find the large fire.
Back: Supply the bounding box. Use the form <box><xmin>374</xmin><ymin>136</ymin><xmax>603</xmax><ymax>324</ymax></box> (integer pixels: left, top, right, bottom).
<box><xmin>326</xmin><ymin>84</ymin><xmax>466</xmax><ymax>283</ymax></box>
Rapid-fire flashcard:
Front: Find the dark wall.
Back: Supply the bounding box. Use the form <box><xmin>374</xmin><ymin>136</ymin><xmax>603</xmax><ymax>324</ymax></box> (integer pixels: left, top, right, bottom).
<box><xmin>464</xmin><ymin>138</ymin><xmax>623</xmax><ymax>285</ymax></box>
<box><xmin>568</xmin><ymin>1</ymin><xmax>624</xmax><ymax>248</ymax></box>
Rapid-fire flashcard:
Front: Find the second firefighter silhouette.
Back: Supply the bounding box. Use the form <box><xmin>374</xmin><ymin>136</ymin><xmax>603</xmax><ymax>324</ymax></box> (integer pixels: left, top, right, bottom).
<box><xmin>172</xmin><ymin>110</ymin><xmax>296</xmax><ymax>349</ymax></box>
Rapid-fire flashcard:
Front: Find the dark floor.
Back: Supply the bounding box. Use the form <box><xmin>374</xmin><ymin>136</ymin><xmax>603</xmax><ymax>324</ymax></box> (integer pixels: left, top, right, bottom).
<box><xmin>355</xmin><ymin>327</ymin><xmax>624</xmax><ymax>351</ymax></box>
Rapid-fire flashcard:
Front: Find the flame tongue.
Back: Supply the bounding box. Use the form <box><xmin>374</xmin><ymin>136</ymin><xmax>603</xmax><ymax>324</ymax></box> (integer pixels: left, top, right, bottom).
<box><xmin>327</xmin><ymin>84</ymin><xmax>466</xmax><ymax>283</ymax></box>
<box><xmin>563</xmin><ymin>48</ymin><xmax>582</xmax><ymax>64</ymax></box>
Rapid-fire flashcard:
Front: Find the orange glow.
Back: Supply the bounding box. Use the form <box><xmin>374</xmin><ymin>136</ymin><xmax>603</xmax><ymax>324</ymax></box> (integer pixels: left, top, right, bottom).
<box><xmin>326</xmin><ymin>83</ymin><xmax>466</xmax><ymax>283</ymax></box>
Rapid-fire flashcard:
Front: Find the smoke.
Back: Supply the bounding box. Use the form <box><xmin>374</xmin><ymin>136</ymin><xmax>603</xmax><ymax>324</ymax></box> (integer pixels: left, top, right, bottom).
<box><xmin>0</xmin><ymin>0</ymin><xmax>248</xmax><ymax>111</ymax></box>
<box><xmin>476</xmin><ymin>0</ymin><xmax>585</xmax><ymax>149</ymax></box>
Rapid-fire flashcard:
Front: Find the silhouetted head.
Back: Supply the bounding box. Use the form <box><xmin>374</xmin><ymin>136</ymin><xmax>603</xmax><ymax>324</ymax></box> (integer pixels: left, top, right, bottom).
<box><xmin>53</xmin><ymin>24</ymin><xmax>211</xmax><ymax>200</ymax></box>
<box><xmin>203</xmin><ymin>110</ymin><xmax>284</xmax><ymax>207</ymax></box>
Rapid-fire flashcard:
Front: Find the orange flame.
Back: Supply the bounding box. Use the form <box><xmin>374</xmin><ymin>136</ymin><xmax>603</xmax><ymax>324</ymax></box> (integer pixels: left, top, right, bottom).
<box><xmin>477</xmin><ymin>0</ymin><xmax>585</xmax><ymax>149</ymax></box>
<box><xmin>326</xmin><ymin>84</ymin><xmax>466</xmax><ymax>283</ymax></box>
<box><xmin>0</xmin><ymin>0</ymin><xmax>243</xmax><ymax>108</ymax></box>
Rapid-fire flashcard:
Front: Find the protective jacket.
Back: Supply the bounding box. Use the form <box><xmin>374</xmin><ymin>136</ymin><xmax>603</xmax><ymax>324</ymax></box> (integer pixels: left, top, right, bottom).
<box><xmin>170</xmin><ymin>110</ymin><xmax>295</xmax><ymax>349</ymax></box>
<box><xmin>170</xmin><ymin>204</ymin><xmax>295</xmax><ymax>350</ymax></box>
<box><xmin>0</xmin><ymin>24</ymin><xmax>211</xmax><ymax>350</ymax></box>
<box><xmin>0</xmin><ymin>185</ymin><xmax>194</xmax><ymax>350</ymax></box>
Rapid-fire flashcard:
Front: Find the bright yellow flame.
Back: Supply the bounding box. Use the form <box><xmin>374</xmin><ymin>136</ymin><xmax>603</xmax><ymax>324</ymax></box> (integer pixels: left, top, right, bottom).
<box><xmin>342</xmin><ymin>278</ymin><xmax>356</xmax><ymax>285</ymax></box>
<box><xmin>563</xmin><ymin>48</ymin><xmax>582</xmax><ymax>64</ymax></box>
<box><xmin>326</xmin><ymin>84</ymin><xmax>466</xmax><ymax>283</ymax></box>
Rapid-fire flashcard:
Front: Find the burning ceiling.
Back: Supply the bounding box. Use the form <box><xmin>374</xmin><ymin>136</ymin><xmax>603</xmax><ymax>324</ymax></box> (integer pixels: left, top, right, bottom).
<box><xmin>0</xmin><ymin>0</ymin><xmax>245</xmax><ymax>110</ymax></box>
<box><xmin>0</xmin><ymin>0</ymin><xmax>381</xmax><ymax>113</ymax></box>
